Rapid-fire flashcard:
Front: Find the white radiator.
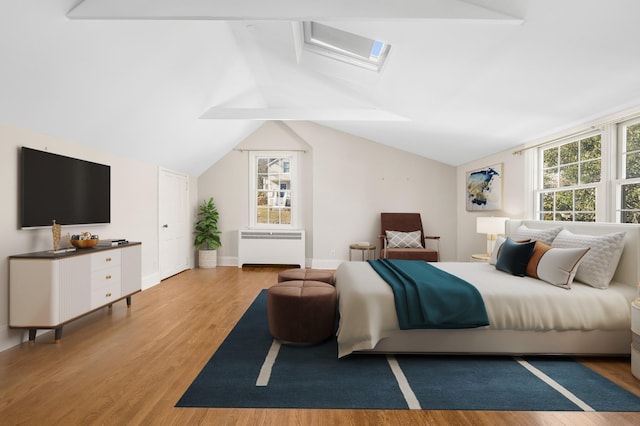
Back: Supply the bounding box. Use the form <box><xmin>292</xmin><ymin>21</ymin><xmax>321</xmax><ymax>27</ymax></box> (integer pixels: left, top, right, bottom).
<box><xmin>238</xmin><ymin>229</ymin><xmax>305</xmax><ymax>268</ymax></box>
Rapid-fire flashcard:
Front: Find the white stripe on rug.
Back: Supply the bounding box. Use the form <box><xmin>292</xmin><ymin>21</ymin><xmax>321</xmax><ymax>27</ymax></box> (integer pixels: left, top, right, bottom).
<box><xmin>387</xmin><ymin>355</ymin><xmax>422</xmax><ymax>410</ymax></box>
<box><xmin>515</xmin><ymin>357</ymin><xmax>595</xmax><ymax>412</ymax></box>
<box><xmin>256</xmin><ymin>339</ymin><xmax>281</xmax><ymax>387</ymax></box>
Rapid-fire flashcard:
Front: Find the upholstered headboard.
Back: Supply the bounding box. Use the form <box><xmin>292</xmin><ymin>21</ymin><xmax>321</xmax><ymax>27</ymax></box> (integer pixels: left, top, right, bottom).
<box><xmin>506</xmin><ymin>220</ymin><xmax>640</xmax><ymax>287</ymax></box>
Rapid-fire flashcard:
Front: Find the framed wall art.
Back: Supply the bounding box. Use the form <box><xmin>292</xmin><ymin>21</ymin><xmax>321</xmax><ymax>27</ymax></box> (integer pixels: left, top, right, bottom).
<box><xmin>466</xmin><ymin>163</ymin><xmax>503</xmax><ymax>211</ymax></box>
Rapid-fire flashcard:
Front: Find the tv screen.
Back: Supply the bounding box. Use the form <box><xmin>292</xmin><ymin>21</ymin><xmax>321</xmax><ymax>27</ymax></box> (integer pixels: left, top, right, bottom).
<box><xmin>20</xmin><ymin>147</ymin><xmax>111</xmax><ymax>228</ymax></box>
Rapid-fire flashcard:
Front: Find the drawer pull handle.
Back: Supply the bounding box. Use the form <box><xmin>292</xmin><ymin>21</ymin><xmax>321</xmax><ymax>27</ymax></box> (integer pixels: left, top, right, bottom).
<box><xmin>106</xmin><ymin>292</ymin><xmax>112</xmax><ymax>297</ymax></box>
<box><xmin>106</xmin><ymin>258</ymin><xmax>112</xmax><ymax>262</ymax></box>
<box><xmin>106</xmin><ymin>275</ymin><xmax>112</xmax><ymax>280</ymax></box>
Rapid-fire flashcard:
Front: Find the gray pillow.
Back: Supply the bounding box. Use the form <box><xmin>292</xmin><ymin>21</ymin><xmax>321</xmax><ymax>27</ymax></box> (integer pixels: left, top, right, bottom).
<box><xmin>510</xmin><ymin>225</ymin><xmax>562</xmax><ymax>245</ymax></box>
<box><xmin>386</xmin><ymin>230</ymin><xmax>422</xmax><ymax>248</ymax></box>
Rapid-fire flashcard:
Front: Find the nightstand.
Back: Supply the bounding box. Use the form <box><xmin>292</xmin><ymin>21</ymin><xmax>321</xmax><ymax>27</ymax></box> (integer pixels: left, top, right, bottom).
<box><xmin>349</xmin><ymin>243</ymin><xmax>376</xmax><ymax>261</ymax></box>
<box><xmin>632</xmin><ymin>300</ymin><xmax>640</xmax><ymax>380</ymax></box>
<box><xmin>471</xmin><ymin>253</ymin><xmax>491</xmax><ymax>262</ymax></box>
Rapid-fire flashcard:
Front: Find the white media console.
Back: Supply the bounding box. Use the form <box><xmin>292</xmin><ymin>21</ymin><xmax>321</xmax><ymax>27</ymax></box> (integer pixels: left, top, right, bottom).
<box><xmin>9</xmin><ymin>242</ymin><xmax>142</xmax><ymax>342</ymax></box>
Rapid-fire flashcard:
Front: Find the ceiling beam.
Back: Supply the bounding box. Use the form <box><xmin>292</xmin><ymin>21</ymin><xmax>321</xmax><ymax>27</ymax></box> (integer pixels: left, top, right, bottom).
<box><xmin>200</xmin><ymin>107</ymin><xmax>410</xmax><ymax>121</ymax></box>
<box><xmin>67</xmin><ymin>0</ymin><xmax>522</xmax><ymax>23</ymax></box>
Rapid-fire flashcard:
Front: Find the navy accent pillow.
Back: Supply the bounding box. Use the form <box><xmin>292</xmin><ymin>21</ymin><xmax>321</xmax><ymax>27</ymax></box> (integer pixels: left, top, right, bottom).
<box><xmin>495</xmin><ymin>238</ymin><xmax>536</xmax><ymax>277</ymax></box>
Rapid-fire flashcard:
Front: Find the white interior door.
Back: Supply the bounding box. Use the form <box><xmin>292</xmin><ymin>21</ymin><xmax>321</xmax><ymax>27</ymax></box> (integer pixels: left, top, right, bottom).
<box><xmin>159</xmin><ymin>169</ymin><xmax>189</xmax><ymax>280</ymax></box>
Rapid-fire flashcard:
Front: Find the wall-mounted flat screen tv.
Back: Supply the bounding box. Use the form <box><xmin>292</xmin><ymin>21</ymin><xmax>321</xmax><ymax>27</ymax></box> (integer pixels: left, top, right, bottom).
<box><xmin>20</xmin><ymin>147</ymin><xmax>111</xmax><ymax>228</ymax></box>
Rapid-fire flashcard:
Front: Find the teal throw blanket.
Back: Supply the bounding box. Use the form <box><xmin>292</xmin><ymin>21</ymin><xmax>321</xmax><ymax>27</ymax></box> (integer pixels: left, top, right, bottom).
<box><xmin>368</xmin><ymin>259</ymin><xmax>489</xmax><ymax>330</ymax></box>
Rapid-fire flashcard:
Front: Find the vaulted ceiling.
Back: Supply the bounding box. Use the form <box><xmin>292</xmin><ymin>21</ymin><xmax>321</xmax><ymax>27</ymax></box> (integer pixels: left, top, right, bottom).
<box><xmin>2</xmin><ymin>0</ymin><xmax>640</xmax><ymax>175</ymax></box>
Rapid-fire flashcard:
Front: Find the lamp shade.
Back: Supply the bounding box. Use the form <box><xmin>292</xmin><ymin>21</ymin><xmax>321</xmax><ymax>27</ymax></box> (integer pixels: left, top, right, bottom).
<box><xmin>476</xmin><ymin>217</ymin><xmax>508</xmax><ymax>235</ymax></box>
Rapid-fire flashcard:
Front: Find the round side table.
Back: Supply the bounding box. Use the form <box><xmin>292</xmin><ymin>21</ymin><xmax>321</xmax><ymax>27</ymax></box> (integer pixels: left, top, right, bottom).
<box><xmin>471</xmin><ymin>253</ymin><xmax>491</xmax><ymax>262</ymax></box>
<box><xmin>349</xmin><ymin>243</ymin><xmax>376</xmax><ymax>261</ymax></box>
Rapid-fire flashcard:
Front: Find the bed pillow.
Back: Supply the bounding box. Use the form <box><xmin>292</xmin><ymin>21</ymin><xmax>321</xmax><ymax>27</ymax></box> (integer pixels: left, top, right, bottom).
<box><xmin>495</xmin><ymin>238</ymin><xmax>536</xmax><ymax>277</ymax></box>
<box><xmin>551</xmin><ymin>229</ymin><xmax>625</xmax><ymax>289</ymax></box>
<box><xmin>526</xmin><ymin>241</ymin><xmax>590</xmax><ymax>289</ymax></box>
<box><xmin>510</xmin><ymin>224</ymin><xmax>562</xmax><ymax>245</ymax></box>
<box><xmin>385</xmin><ymin>230</ymin><xmax>423</xmax><ymax>248</ymax></box>
<box><xmin>490</xmin><ymin>236</ymin><xmax>531</xmax><ymax>265</ymax></box>
<box><xmin>489</xmin><ymin>236</ymin><xmax>506</xmax><ymax>265</ymax></box>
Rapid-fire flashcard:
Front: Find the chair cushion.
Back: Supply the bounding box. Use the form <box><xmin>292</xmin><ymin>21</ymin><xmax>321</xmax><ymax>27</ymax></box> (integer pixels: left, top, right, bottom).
<box><xmin>383</xmin><ymin>248</ymin><xmax>438</xmax><ymax>262</ymax></box>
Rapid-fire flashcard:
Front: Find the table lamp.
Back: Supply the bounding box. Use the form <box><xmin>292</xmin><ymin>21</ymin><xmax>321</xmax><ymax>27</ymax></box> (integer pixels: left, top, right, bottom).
<box><xmin>476</xmin><ymin>217</ymin><xmax>508</xmax><ymax>256</ymax></box>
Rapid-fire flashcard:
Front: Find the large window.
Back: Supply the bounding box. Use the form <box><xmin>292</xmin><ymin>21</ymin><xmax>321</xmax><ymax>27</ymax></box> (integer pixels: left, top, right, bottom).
<box><xmin>618</xmin><ymin>119</ymin><xmax>640</xmax><ymax>223</ymax></box>
<box><xmin>533</xmin><ymin>113</ymin><xmax>640</xmax><ymax>223</ymax></box>
<box><xmin>537</xmin><ymin>134</ymin><xmax>601</xmax><ymax>221</ymax></box>
<box><xmin>249</xmin><ymin>151</ymin><xmax>298</xmax><ymax>228</ymax></box>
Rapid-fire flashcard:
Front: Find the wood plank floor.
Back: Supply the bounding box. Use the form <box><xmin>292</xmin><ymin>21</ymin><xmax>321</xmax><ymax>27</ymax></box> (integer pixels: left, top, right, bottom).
<box><xmin>1</xmin><ymin>266</ymin><xmax>639</xmax><ymax>425</ymax></box>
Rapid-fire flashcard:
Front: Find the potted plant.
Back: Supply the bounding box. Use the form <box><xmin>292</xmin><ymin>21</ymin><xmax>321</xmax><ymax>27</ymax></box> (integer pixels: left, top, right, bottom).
<box><xmin>194</xmin><ymin>197</ymin><xmax>221</xmax><ymax>268</ymax></box>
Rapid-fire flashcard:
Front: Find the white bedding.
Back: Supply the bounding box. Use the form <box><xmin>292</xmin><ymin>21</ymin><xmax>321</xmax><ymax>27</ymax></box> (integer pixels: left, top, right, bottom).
<box><xmin>335</xmin><ymin>261</ymin><xmax>636</xmax><ymax>358</ymax></box>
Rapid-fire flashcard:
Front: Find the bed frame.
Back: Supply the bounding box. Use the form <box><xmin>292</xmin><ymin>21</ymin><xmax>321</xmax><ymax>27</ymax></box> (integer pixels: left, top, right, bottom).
<box><xmin>355</xmin><ymin>220</ymin><xmax>640</xmax><ymax>356</ymax></box>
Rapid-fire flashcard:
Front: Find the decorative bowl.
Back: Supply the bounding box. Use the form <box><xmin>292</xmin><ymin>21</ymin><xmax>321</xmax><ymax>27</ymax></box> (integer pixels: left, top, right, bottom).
<box><xmin>71</xmin><ymin>239</ymin><xmax>99</xmax><ymax>249</ymax></box>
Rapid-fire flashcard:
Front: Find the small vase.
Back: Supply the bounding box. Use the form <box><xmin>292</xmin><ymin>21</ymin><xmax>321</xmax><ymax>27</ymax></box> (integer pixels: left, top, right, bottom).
<box><xmin>52</xmin><ymin>220</ymin><xmax>61</xmax><ymax>251</ymax></box>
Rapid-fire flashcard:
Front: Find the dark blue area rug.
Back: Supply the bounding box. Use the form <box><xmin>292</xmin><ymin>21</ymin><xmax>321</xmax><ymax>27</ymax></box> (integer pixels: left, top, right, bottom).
<box><xmin>177</xmin><ymin>291</ymin><xmax>640</xmax><ymax>411</ymax></box>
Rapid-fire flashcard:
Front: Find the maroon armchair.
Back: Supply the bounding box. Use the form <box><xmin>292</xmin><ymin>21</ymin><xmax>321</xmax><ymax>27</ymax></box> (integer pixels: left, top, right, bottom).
<box><xmin>379</xmin><ymin>213</ymin><xmax>440</xmax><ymax>262</ymax></box>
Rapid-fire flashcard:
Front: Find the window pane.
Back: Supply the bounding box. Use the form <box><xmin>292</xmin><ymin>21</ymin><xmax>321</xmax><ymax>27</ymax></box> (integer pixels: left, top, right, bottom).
<box><xmin>543</xmin><ymin>169</ymin><xmax>558</xmax><ymax>189</ymax></box>
<box><xmin>627</xmin><ymin>123</ymin><xmax>640</xmax><ymax>151</ymax></box>
<box><xmin>541</xmin><ymin>212</ymin><xmax>554</xmax><ymax>220</ymax></box>
<box><xmin>580</xmin><ymin>136</ymin><xmax>601</xmax><ymax>161</ymax></box>
<box><xmin>257</xmin><ymin>191</ymin><xmax>268</xmax><ymax>206</ymax></box>
<box><xmin>580</xmin><ymin>160</ymin><xmax>601</xmax><ymax>184</ymax></box>
<box><xmin>622</xmin><ymin>211</ymin><xmax>640</xmax><ymax>224</ymax></box>
<box><xmin>559</xmin><ymin>164</ymin><xmax>578</xmax><ymax>186</ymax></box>
<box><xmin>555</xmin><ymin>190</ymin><xmax>573</xmax><ymax>210</ymax></box>
<box><xmin>555</xmin><ymin>212</ymin><xmax>574</xmax><ymax>221</ymax></box>
<box><xmin>622</xmin><ymin>183</ymin><xmax>640</xmax><ymax>209</ymax></box>
<box><xmin>626</xmin><ymin>153</ymin><xmax>640</xmax><ymax>179</ymax></box>
<box><xmin>575</xmin><ymin>187</ymin><xmax>595</xmax><ymax>211</ymax></box>
<box><xmin>543</xmin><ymin>147</ymin><xmax>558</xmax><ymax>168</ymax></box>
<box><xmin>541</xmin><ymin>192</ymin><xmax>554</xmax><ymax>212</ymax></box>
<box><xmin>575</xmin><ymin>212</ymin><xmax>596</xmax><ymax>222</ymax></box>
<box><xmin>559</xmin><ymin>141</ymin><xmax>578</xmax><ymax>164</ymax></box>
<box><xmin>257</xmin><ymin>158</ymin><xmax>268</xmax><ymax>173</ymax></box>
<box><xmin>257</xmin><ymin>206</ymin><xmax>269</xmax><ymax>224</ymax></box>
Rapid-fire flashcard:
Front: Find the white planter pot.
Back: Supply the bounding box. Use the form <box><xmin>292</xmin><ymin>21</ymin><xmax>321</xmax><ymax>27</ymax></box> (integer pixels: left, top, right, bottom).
<box><xmin>199</xmin><ymin>249</ymin><xmax>218</xmax><ymax>269</ymax></box>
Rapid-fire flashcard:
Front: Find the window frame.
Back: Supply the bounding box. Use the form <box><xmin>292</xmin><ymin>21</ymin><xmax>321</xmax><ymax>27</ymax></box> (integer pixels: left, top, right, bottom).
<box><xmin>616</xmin><ymin>117</ymin><xmax>640</xmax><ymax>223</ymax></box>
<box><xmin>248</xmin><ymin>151</ymin><xmax>299</xmax><ymax>229</ymax></box>
<box><xmin>534</xmin><ymin>131</ymin><xmax>604</xmax><ymax>222</ymax></box>
<box><xmin>302</xmin><ymin>21</ymin><xmax>391</xmax><ymax>72</ymax></box>
<box><xmin>529</xmin><ymin>112</ymin><xmax>640</xmax><ymax>224</ymax></box>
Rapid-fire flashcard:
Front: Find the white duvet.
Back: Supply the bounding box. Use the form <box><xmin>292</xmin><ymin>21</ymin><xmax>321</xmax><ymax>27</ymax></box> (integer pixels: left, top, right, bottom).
<box><xmin>334</xmin><ymin>261</ymin><xmax>636</xmax><ymax>358</ymax></box>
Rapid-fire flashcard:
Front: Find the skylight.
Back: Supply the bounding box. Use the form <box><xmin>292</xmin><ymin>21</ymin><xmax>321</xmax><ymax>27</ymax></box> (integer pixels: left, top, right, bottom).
<box><xmin>302</xmin><ymin>22</ymin><xmax>390</xmax><ymax>72</ymax></box>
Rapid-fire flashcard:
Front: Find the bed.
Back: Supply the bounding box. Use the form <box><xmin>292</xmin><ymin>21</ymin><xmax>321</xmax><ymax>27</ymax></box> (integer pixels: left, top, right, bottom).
<box><xmin>334</xmin><ymin>220</ymin><xmax>640</xmax><ymax>357</ymax></box>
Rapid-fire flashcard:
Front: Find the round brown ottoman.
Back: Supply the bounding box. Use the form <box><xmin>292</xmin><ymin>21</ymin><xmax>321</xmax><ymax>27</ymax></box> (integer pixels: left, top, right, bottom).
<box><xmin>267</xmin><ymin>280</ymin><xmax>337</xmax><ymax>345</ymax></box>
<box><xmin>277</xmin><ymin>268</ymin><xmax>334</xmax><ymax>285</ymax></box>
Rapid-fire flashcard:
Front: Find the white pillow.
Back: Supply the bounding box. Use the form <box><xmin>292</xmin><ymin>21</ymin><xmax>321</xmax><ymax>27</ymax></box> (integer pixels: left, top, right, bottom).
<box><xmin>489</xmin><ymin>236</ymin><xmax>506</xmax><ymax>265</ymax></box>
<box><xmin>386</xmin><ymin>230</ymin><xmax>423</xmax><ymax>248</ymax></box>
<box><xmin>526</xmin><ymin>241</ymin><xmax>590</xmax><ymax>289</ymax></box>
<box><xmin>551</xmin><ymin>229</ymin><xmax>626</xmax><ymax>289</ymax></box>
<box><xmin>510</xmin><ymin>225</ymin><xmax>562</xmax><ymax>245</ymax></box>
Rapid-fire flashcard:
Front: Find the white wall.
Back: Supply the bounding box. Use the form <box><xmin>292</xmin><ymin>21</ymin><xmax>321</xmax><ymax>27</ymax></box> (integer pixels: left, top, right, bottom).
<box><xmin>456</xmin><ymin>148</ymin><xmax>526</xmax><ymax>261</ymax></box>
<box><xmin>199</xmin><ymin>121</ymin><xmax>457</xmax><ymax>268</ymax></box>
<box><xmin>0</xmin><ymin>122</ymin><xmax>164</xmax><ymax>351</ymax></box>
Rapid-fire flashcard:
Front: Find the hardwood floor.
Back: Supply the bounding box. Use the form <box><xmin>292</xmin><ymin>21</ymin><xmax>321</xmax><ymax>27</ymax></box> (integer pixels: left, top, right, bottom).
<box><xmin>1</xmin><ymin>266</ymin><xmax>639</xmax><ymax>425</ymax></box>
